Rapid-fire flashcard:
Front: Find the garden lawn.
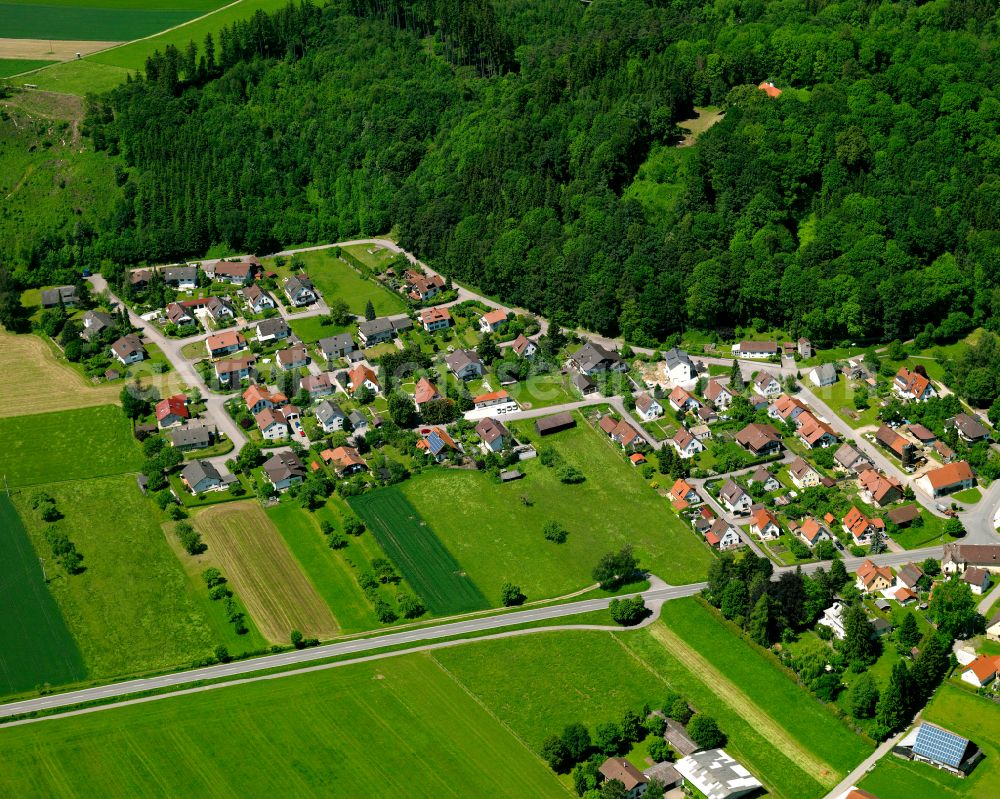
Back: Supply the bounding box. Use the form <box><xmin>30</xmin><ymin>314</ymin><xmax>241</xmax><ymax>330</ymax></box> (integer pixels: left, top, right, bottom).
<box><xmin>0</xmin><ymin>405</ymin><xmax>142</xmax><ymax>487</ymax></box>
<box><xmin>399</xmin><ymin>417</ymin><xmax>713</xmax><ymax>604</ymax></box>
<box><xmin>341</xmin><ymin>242</ymin><xmax>399</xmax><ymax>271</ymax></box>
<box><xmin>808</xmin><ymin>375</ymin><xmax>880</xmax><ymax>429</ymax></box>
<box><xmin>859</xmin><ymin>683</ymin><xmax>1000</xmax><ymax>799</ymax></box>
<box><xmin>890</xmin><ymin>512</ymin><xmax>949</xmax><ymax>549</ymax></box>
<box><xmin>12</xmin><ymin>475</ymin><xmax>217</xmax><ymax>679</ymax></box>
<box><xmin>0</xmin><ymin>496</ymin><xmax>84</xmax><ymax>696</ymax></box>
<box><xmin>279</xmin><ymin>249</ymin><xmax>406</xmax><ymax>316</ymax></box>
<box><xmin>504</xmin><ymin>373</ymin><xmax>578</xmax><ymax>410</ymax></box>
<box><xmin>0</xmin><ymin>654</ymin><xmax>566</xmax><ymax>799</ymax></box>
<box><xmin>349</xmin><ymin>489</ymin><xmax>489</xmax><ymax>615</ymax></box>
<box><xmin>951</xmin><ymin>486</ymin><xmax>981</xmax><ymax>504</ymax></box>
<box><xmin>287</xmin><ymin>315</ymin><xmax>350</xmax><ymax>344</ymax></box>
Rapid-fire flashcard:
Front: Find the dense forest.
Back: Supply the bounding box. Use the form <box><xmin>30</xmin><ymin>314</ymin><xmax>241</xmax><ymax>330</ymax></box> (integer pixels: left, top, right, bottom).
<box><xmin>9</xmin><ymin>0</ymin><xmax>1000</xmax><ymax>345</ymax></box>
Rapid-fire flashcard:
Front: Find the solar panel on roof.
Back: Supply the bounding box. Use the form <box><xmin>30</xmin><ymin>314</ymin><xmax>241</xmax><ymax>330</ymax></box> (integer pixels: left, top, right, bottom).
<box><xmin>912</xmin><ymin>724</ymin><xmax>969</xmax><ymax>768</ymax></box>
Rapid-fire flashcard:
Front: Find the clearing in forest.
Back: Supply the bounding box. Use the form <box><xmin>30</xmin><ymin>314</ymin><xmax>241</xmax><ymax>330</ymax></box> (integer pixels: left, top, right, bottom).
<box><xmin>194</xmin><ymin>502</ymin><xmax>340</xmax><ymax>642</ymax></box>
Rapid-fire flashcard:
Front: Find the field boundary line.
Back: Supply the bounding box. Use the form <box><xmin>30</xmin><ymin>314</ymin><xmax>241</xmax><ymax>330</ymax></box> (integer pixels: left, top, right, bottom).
<box><xmin>642</xmin><ymin>623</ymin><xmax>839</xmax><ymax>786</ymax></box>
<box><xmin>428</xmin><ymin>652</ymin><xmax>576</xmax><ymax>795</ymax></box>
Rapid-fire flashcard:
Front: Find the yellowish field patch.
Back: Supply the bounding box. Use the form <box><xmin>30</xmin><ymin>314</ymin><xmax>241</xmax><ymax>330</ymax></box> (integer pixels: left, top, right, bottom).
<box><xmin>194</xmin><ymin>501</ymin><xmax>340</xmax><ymax>643</ymax></box>
<box><xmin>0</xmin><ymin>330</ymin><xmax>119</xmax><ymax>416</ymax></box>
<box><xmin>677</xmin><ymin>106</ymin><xmax>725</xmax><ymax>146</ymax></box>
<box><xmin>0</xmin><ymin>39</ymin><xmax>120</xmax><ymax>62</ymax></box>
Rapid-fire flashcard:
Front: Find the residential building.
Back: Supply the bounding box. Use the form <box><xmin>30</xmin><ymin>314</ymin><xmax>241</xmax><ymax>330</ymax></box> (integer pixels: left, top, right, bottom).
<box><xmin>420</xmin><ymin>306</ymin><xmax>453</xmax><ymax>331</ymax></box>
<box><xmin>758</xmin><ymin>80</ymin><xmax>782</xmax><ymax>98</ymax></box>
<box><xmin>670</xmin><ymin>427</ymin><xmax>704</xmax><ymax>459</ymax></box>
<box><xmin>663</xmin><ymin>347</ymin><xmax>695</xmax><ymax>382</ymax></box>
<box><xmin>788</xmin><ymin>457</ymin><xmax>821</xmax><ymax>489</ymax></box>
<box><xmin>166</xmin><ymin>302</ymin><xmax>196</xmax><ymax>327</ymax></box>
<box><xmin>858</xmin><ymin>468</ymin><xmax>904</xmax><ymax>506</ymax></box>
<box><xmin>942</xmin><ymin>544</ymin><xmax>1000</xmax><ymax>575</ymax></box>
<box><xmin>808</xmin><ymin>363</ymin><xmax>837</xmax><ymax>387</ymax></box>
<box><xmin>669</xmin><ymin>479</ymin><xmax>700</xmax><ymax>505</ymax></box>
<box><xmin>81</xmin><ymin>310</ymin><xmax>115</xmax><ymax>341</ymax></box>
<box><xmin>731</xmin><ymin>341</ymin><xmax>778</xmax><ymax>359</ymax></box>
<box><xmin>206</xmin><ymin>258</ymin><xmax>257</xmax><ymax>284</ymax></box>
<box><xmin>254</xmin><ymin>317</ymin><xmax>290</xmax><ymax>344</ymax></box>
<box><xmin>798</xmin><ymin>517</ymin><xmax>833</xmax><ymax>547</ymax></box>
<box><xmin>893</xmin><ymin>367</ymin><xmax>936</xmax><ymax>402</ymax></box>
<box><xmin>921</xmin><ymin>461</ymin><xmax>975</xmax><ymax>498</ymax></box>
<box><xmin>262</xmin><ymin>450</ymin><xmax>306</xmax><ymax>491</ymax></box>
<box><xmin>961</xmin><ymin>655</ymin><xmax>1000</xmax><ymax>688</ymax></box>
<box><xmin>893</xmin><ymin>723</ymin><xmax>982</xmax><ymax>775</ymax></box>
<box><xmin>511</xmin><ymin>334</ymin><xmax>537</xmax><ymax>358</ymax></box>
<box><xmin>323</xmin><ymin>446</ymin><xmax>367</xmax><ymax>476</ymax></box>
<box><xmin>318</xmin><ymin>333</ymin><xmax>357</xmax><ymax>361</ymax></box>
<box><xmin>797</xmin><ymin>337</ymin><xmax>813</xmax><ymax>358</ymax></box>
<box><xmin>206</xmin><ymin>331</ymin><xmax>246</xmax><ymax>358</ymax></box>
<box><xmin>476</xmin><ymin>417</ymin><xmax>510</xmax><ymax>453</ymax></box>
<box><xmin>634</xmin><ymin>393</ymin><xmax>663</xmax><ymax>421</ymax></box>
<box><xmin>734</xmin><ymin>423</ymin><xmax>782</xmax><ymax>456</ymax></box>
<box><xmin>747</xmin><ymin>467</ymin><xmax>779</xmax><ymax>492</ymax></box>
<box><xmin>162</xmin><ymin>265</ymin><xmax>198</xmax><ymax>289</ymax></box>
<box><xmin>797</xmin><ymin>414</ymin><xmax>838</xmax><ymax>449</ymax></box>
<box><xmin>214</xmin><ymin>356</ymin><xmax>255</xmax><ymax>385</ymax></box>
<box><xmin>243</xmin><ymin>384</ymin><xmax>281</xmax><ymax>414</ymax></box>
<box><xmin>690</xmin><ymin>423</ymin><xmax>712</xmax><ymax>441</ymax></box>
<box><xmin>300</xmin><ymin>373</ymin><xmax>334</xmax><ymax>397</ymax></box>
<box><xmin>752</xmin><ymin>371</ymin><xmax>781</xmax><ymax>397</ymax></box>
<box><xmin>668</xmin><ymin>386</ymin><xmax>700</xmax><ymax>413</ymax></box>
<box><xmin>110</xmin><ymin>333</ymin><xmax>146</xmax><ymax>365</ymax></box>
<box><xmin>413</xmin><ymin>377</ymin><xmax>441</xmax><ymax>409</ymax></box>
<box><xmin>204</xmin><ymin>296</ymin><xmax>236</xmax><ymax>323</ymax></box>
<box><xmin>315</xmin><ymin>400</ymin><xmax>347</xmax><ymax>433</ymax></box>
<box><xmin>473</xmin><ymin>389</ymin><xmax>517</xmax><ymax>414</ymax></box>
<box><xmin>704</xmin><ymin>379</ymin><xmax>733</xmax><ymax>409</ymax></box>
<box><xmin>842</xmin><ymin>506</ymin><xmax>884</xmax><ymax>546</ymax></box>
<box><xmin>180</xmin><ymin>460</ymin><xmax>222</xmax><ymax>494</ymax></box>
<box><xmin>347</xmin><ymin>363</ymin><xmax>380</xmax><ymax>395</ymax></box>
<box><xmin>894</xmin><ymin>562</ymin><xmax>924</xmax><ymax>592</ymax></box>
<box><xmin>856</xmin><ymin>559</ymin><xmax>894</xmax><ymax>593</ymax></box>
<box><xmin>445</xmin><ymin>349</ymin><xmax>484</xmax><ymax>380</ymax></box>
<box><xmin>169</xmin><ymin>423</ymin><xmax>215</xmax><ymax>451</ymax></box>
<box><xmin>934</xmin><ymin>440</ymin><xmax>956</xmax><ymax>462</ymax></box>
<box><xmin>750</xmin><ymin>506</ymin><xmax>781</xmax><ymax>540</ymax></box>
<box><xmin>571</xmin><ymin>342</ymin><xmax>626</xmax><ymax>375</ymax></box>
<box><xmin>129</xmin><ymin>269</ymin><xmax>153</xmax><ymax>289</ymax></box>
<box><xmin>768</xmin><ymin>394</ymin><xmax>808</xmax><ymax>424</ymax></box>
<box><xmin>708</xmin><ymin>518</ymin><xmax>742</xmax><ymax>550</ymax></box>
<box><xmin>255</xmin><ymin>408</ymin><xmax>289</xmax><ymax>440</ymax></box>
<box><xmin>946</xmin><ymin>413</ymin><xmax>990</xmax><ymax>443</ymax></box>
<box><xmin>479</xmin><ymin>308</ymin><xmax>508</xmax><ymax>333</ymax></box>
<box><xmin>276</xmin><ymin>344</ymin><xmax>309</xmax><ymax>370</ymax></box>
<box><xmin>402</xmin><ymin>269</ymin><xmax>445</xmax><ymax>301</ymax></box>
<box><xmin>598</xmin><ymin>758</ymin><xmax>647</xmax><ymax>799</ymax></box>
<box><xmin>155</xmin><ymin>394</ymin><xmax>189</xmax><ymax>428</ymax></box>
<box><xmin>417</xmin><ymin>426</ymin><xmax>460</xmax><ymax>461</ymax></box>
<box><xmin>599</xmin><ymin>416</ymin><xmax>642</xmax><ymax>450</ymax></box>
<box><xmin>719</xmin><ymin>480</ymin><xmax>752</xmax><ymax>514</ymax></box>
<box><xmin>283</xmin><ymin>275</ymin><xmax>317</xmax><ymax>306</ymax></box>
<box><xmin>41</xmin><ymin>285</ymin><xmax>78</xmax><ymax>308</ymax></box>
<box><xmin>834</xmin><ymin>443</ymin><xmax>870</xmax><ymax>473</ymax></box>
<box><xmin>357</xmin><ymin>316</ymin><xmax>411</xmax><ymax>347</ymax></box>
<box><xmin>962</xmin><ymin>566</ymin><xmax>992</xmax><ymax>595</ymax></box>
<box><xmin>675</xmin><ymin>749</ymin><xmax>762</xmax><ymax>799</ymax></box>
<box><xmin>818</xmin><ymin>601</ymin><xmax>847</xmax><ymax>640</ymax></box>
<box><xmin>241</xmin><ymin>285</ymin><xmax>276</xmax><ymax>314</ymax></box>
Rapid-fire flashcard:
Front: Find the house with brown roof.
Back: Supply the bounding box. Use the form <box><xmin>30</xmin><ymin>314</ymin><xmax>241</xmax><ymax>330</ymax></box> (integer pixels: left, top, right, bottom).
<box><xmin>855</xmin><ymin>559</ymin><xmax>894</xmax><ymax>593</ymax></box>
<box><xmin>255</xmin><ymin>408</ymin><xmax>290</xmax><ymax>440</ymax></box>
<box><xmin>206</xmin><ymin>330</ymin><xmax>246</xmax><ymax>358</ymax></box>
<box><xmin>600</xmin><ymin>416</ymin><xmax>641</xmax><ymax>449</ymax></box>
<box><xmin>403</xmin><ymin>269</ymin><xmax>446</xmax><ymax>301</ymax></box>
<box><xmin>934</xmin><ymin>440</ymin><xmax>956</xmax><ymax>462</ymax></box>
<box><xmin>479</xmin><ymin>308</ymin><xmax>509</xmax><ymax>333</ymax></box>
<box><xmin>322</xmin><ymin>446</ymin><xmax>367</xmax><ymax>476</ymax></box>
<box><xmin>946</xmin><ymin>413</ymin><xmax>990</xmax><ymax>443</ymax></box>
<box><xmin>571</xmin><ymin>342</ymin><xmax>626</xmax><ymax>375</ymax></box>
<box><xmin>166</xmin><ymin>302</ymin><xmax>197</xmax><ymax>327</ymax></box>
<box><xmin>670</xmin><ymin>427</ymin><xmax>704</xmax><ymax>459</ymax></box>
<box><xmin>895</xmin><ymin>562</ymin><xmax>924</xmax><ymax>592</ymax></box>
<box><xmin>707</xmin><ymin>519</ymin><xmax>742</xmax><ymax>550</ymax></box>
<box><xmin>416</xmin><ymin>426</ymin><xmax>460</xmax><ymax>461</ymax></box>
<box><xmin>906</xmin><ymin>423</ymin><xmax>936</xmax><ymax>445</ymax></box>
<box><xmin>798</xmin><ymin>517</ymin><xmax>833</xmax><ymax>547</ymax></box>
<box><xmin>796</xmin><ymin>414</ymin><xmax>838</xmax><ymax>449</ymax></box>
<box><xmin>943</xmin><ymin>544</ymin><xmax>1000</xmax><ymax>575</ymax></box>
<box><xmin>263</xmin><ymin>450</ymin><xmax>306</xmax><ymax>491</ymax></box>
<box><xmin>419</xmin><ymin>305</ymin><xmax>452</xmax><ymax>332</ymax></box>
<box><xmin>205</xmin><ymin>257</ymin><xmax>258</xmax><ymax>284</ymax></box>
<box><xmin>300</xmin><ymin>373</ymin><xmax>334</xmax><ymax>397</ymax></box>
<box><xmin>769</xmin><ymin>394</ymin><xmax>808</xmax><ymax>423</ymax></box>
<box><xmin>214</xmin><ymin>355</ymin><xmax>255</xmax><ymax>385</ymax></box>
<box><xmin>511</xmin><ymin>334</ymin><xmax>537</xmax><ymax>358</ymax></box>
<box><xmin>732</xmin><ymin>340</ymin><xmax>778</xmax><ymax>359</ymax></box>
<box><xmin>241</xmin><ymin>284</ymin><xmax>276</xmax><ymax>314</ymax></box>
<box><xmin>476</xmin><ymin>417</ymin><xmax>510</xmax><ymax>453</ymax></box>
<box><xmin>858</xmin><ymin>468</ymin><xmax>904</xmax><ymax>506</ymax></box>
<box><xmin>788</xmin><ymin>457</ymin><xmax>821</xmax><ymax>489</ymax></box>
<box><xmin>670</xmin><ymin>479</ymin><xmax>700</xmax><ymax>505</ymax></box>
<box><xmin>893</xmin><ymin>367</ymin><xmax>936</xmax><ymax>402</ymax></box>
<box><xmin>842</xmin><ymin>506</ymin><xmax>884</xmax><ymax>546</ymax></box>
<box><xmin>921</xmin><ymin>461</ymin><xmax>975</xmax><ymax>498</ymax></box>
<box><xmin>276</xmin><ymin>344</ymin><xmax>309</xmax><ymax>371</ymax></box>
<box><xmin>413</xmin><ymin>377</ymin><xmax>441</xmax><ymax>409</ymax></box>
<box><xmin>110</xmin><ymin>333</ymin><xmax>146</xmax><ymax>365</ymax></box>
<box><xmin>719</xmin><ymin>480</ymin><xmax>752</xmax><ymax>515</ymax></box>
<box><xmin>598</xmin><ymin>757</ymin><xmax>647</xmax><ymax>799</ymax></box>
<box><xmin>635</xmin><ymin>392</ymin><xmax>663</xmax><ymax>421</ymax></box>
<box><xmin>834</xmin><ymin>443</ymin><xmax>870</xmax><ymax>473</ymax></box>
<box><xmin>734</xmin><ymin>423</ymin><xmax>782</xmax><ymax>456</ymax></box>
<box><xmin>887</xmin><ymin>505</ymin><xmax>920</xmax><ymax>528</ymax></box>
<box><xmin>752</xmin><ymin>371</ymin><xmax>781</xmax><ymax>398</ymax></box>
<box><xmin>962</xmin><ymin>566</ymin><xmax>992</xmax><ymax>596</ymax></box>
<box><xmin>704</xmin><ymin>379</ymin><xmax>733</xmax><ymax>408</ymax></box>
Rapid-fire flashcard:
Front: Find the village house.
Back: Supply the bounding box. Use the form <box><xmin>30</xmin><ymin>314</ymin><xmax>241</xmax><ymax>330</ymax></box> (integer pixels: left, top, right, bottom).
<box><xmin>110</xmin><ymin>333</ymin><xmax>146</xmax><ymax>365</ymax></box>
<box><xmin>241</xmin><ymin>285</ymin><xmax>277</xmax><ymax>314</ymax></box>
<box><xmin>704</xmin><ymin>379</ymin><xmax>733</xmax><ymax>409</ymax></box>
<box><xmin>858</xmin><ymin>467</ymin><xmax>904</xmax><ymax>506</ymax></box>
<box><xmin>707</xmin><ymin>518</ymin><xmax>743</xmax><ymax>550</ymax></box>
<box><xmin>162</xmin><ymin>265</ymin><xmax>198</xmax><ymax>289</ymax></box>
<box><xmin>634</xmin><ymin>393</ymin><xmax>663</xmax><ymax>421</ymax></box>
<box><xmin>169</xmin><ymin>422</ymin><xmax>216</xmax><ymax>451</ymax></box>
<box><xmin>798</xmin><ymin>517</ymin><xmax>833</xmax><ymax>547</ymax></box>
<box><xmin>894</xmin><ymin>723</ymin><xmax>982</xmax><ymax>776</ymax></box>
<box><xmin>357</xmin><ymin>316</ymin><xmax>411</xmax><ymax>347</ymax></box>
<box><xmin>41</xmin><ymin>285</ymin><xmax>78</xmax><ymax>308</ymax></box>
<box><xmin>571</xmin><ymin>341</ymin><xmax>626</xmax><ymax>375</ymax></box>
<box><xmin>347</xmin><ymin>363</ymin><xmax>380</xmax><ymax>395</ymax></box>
<box><xmin>921</xmin><ymin>460</ymin><xmax>975</xmax><ymax>498</ymax></box>
<box><xmin>276</xmin><ymin>344</ymin><xmax>309</xmax><ymax>371</ymax></box>
<box><xmin>962</xmin><ymin>566</ymin><xmax>992</xmax><ymax>596</ymax></box>
<box><xmin>283</xmin><ymin>275</ymin><xmax>318</xmax><ymax>306</ymax></box>
<box><xmin>315</xmin><ymin>400</ymin><xmax>347</xmax><ymax>433</ymax></box>
<box><xmin>874</xmin><ymin>424</ymin><xmax>915</xmax><ymax>462</ymax></box>
<box><xmin>129</xmin><ymin>269</ymin><xmax>153</xmax><ymax>290</ymax></box>
<box><xmin>254</xmin><ymin>317</ymin><xmax>290</xmax><ymax>344</ymax></box>
<box><xmin>206</xmin><ymin>330</ymin><xmax>246</xmax><ymax>358</ymax></box>
<box><xmin>934</xmin><ymin>440</ymin><xmax>957</xmax><ymax>462</ymax></box>
<box><xmin>893</xmin><ymin>366</ymin><xmax>936</xmax><ymax>402</ymax></box>
<box><xmin>663</xmin><ymin>347</ymin><xmax>696</xmax><ymax>382</ymax></box>
<box><xmin>734</xmin><ymin>422</ymin><xmax>782</xmax><ymax>456</ymax></box>
<box><xmin>263</xmin><ymin>450</ymin><xmax>306</xmax><ymax>491</ymax></box>
<box><xmin>214</xmin><ymin>355</ymin><xmax>255</xmax><ymax>385</ymax></box>
<box><xmin>323</xmin><ymin>446</ymin><xmax>367</xmax><ymax>476</ymax></box>
<box><xmin>598</xmin><ymin>758</ymin><xmax>647</xmax><ymax>799</ymax></box>
<box><xmin>417</xmin><ymin>426</ymin><xmax>460</xmax><ymax>462</ymax></box>
<box><xmin>732</xmin><ymin>341</ymin><xmax>778</xmax><ymax>359</ymax></box>
<box><xmin>181</xmin><ymin>460</ymin><xmax>223</xmax><ymax>494</ymax></box>
<box><xmin>758</xmin><ymin>80</ymin><xmax>782</xmax><ymax>97</ymax></box>
<box><xmin>420</xmin><ymin>306</ymin><xmax>453</xmax><ymax>332</ymax></box>
<box><xmin>796</xmin><ymin>413</ymin><xmax>838</xmax><ymax>449</ymax></box>
<box><xmin>155</xmin><ymin>394</ymin><xmax>189</xmax><ymax>428</ymax></box>
<box><xmin>808</xmin><ymin>363</ymin><xmax>837</xmax><ymax>387</ymax></box>
<box><xmin>752</xmin><ymin>371</ymin><xmax>781</xmax><ymax>398</ymax></box>
<box><xmin>255</xmin><ymin>408</ymin><xmax>290</xmax><ymax>440</ymax></box>
<box><xmin>413</xmin><ymin>377</ymin><xmax>441</xmax><ymax>409</ymax></box>
<box><xmin>599</xmin><ymin>415</ymin><xmax>642</xmax><ymax>450</ymax></box>
<box><xmin>946</xmin><ymin>413</ymin><xmax>990</xmax><ymax>444</ymax></box>
<box><xmin>478</xmin><ymin>308</ymin><xmax>509</xmax><ymax>333</ymax></box>
<box><xmin>318</xmin><ymin>333</ymin><xmax>357</xmax><ymax>362</ymax></box>
<box><xmin>668</xmin><ymin>386</ymin><xmax>701</xmax><ymax>413</ymax></box>
<box><xmin>670</xmin><ymin>427</ymin><xmax>704</xmax><ymax>459</ymax></box>
<box><xmin>445</xmin><ymin>349</ymin><xmax>484</xmax><ymax>380</ymax></box>
<box><xmin>205</xmin><ymin>257</ymin><xmax>258</xmax><ymax>285</ymax></box>
<box><xmin>788</xmin><ymin>456</ymin><xmax>821</xmax><ymax>489</ymax></box>
<box><xmin>719</xmin><ymin>480</ymin><xmax>752</xmax><ymax>515</ymax></box>
<box><xmin>797</xmin><ymin>337</ymin><xmax>813</xmax><ymax>358</ymax></box>
<box><xmin>300</xmin><ymin>373</ymin><xmax>334</xmax><ymax>398</ymax></box>
<box><xmin>750</xmin><ymin>506</ymin><xmax>781</xmax><ymax>540</ymax></box>
<box><xmin>511</xmin><ymin>334</ymin><xmax>537</xmax><ymax>358</ymax></box>
<box><xmin>855</xmin><ymin>559</ymin><xmax>894</xmax><ymax>593</ymax></box>
<box><xmin>166</xmin><ymin>302</ymin><xmax>197</xmax><ymax>327</ymax></box>
<box><xmin>768</xmin><ymin>394</ymin><xmax>808</xmax><ymax>424</ymax></box>
<box><xmin>842</xmin><ymin>506</ymin><xmax>884</xmax><ymax>546</ymax></box>
<box><xmin>402</xmin><ymin>269</ymin><xmax>445</xmax><ymax>301</ymax></box>
<box><xmin>894</xmin><ymin>562</ymin><xmax>924</xmax><ymax>593</ymax></box>
<box><xmin>475</xmin><ymin>417</ymin><xmax>510</xmax><ymax>453</ymax></box>
<box><xmin>834</xmin><ymin>443</ymin><xmax>871</xmax><ymax>473</ymax></box>
<box><xmin>961</xmin><ymin>655</ymin><xmax>1000</xmax><ymax>689</ymax></box>
<box><xmin>747</xmin><ymin>466</ymin><xmax>779</xmax><ymax>492</ymax></box>
<box><xmin>942</xmin><ymin>544</ymin><xmax>1000</xmax><ymax>575</ymax></box>
<box><xmin>819</xmin><ymin>601</ymin><xmax>847</xmax><ymax>639</ymax></box>
<box><xmin>669</xmin><ymin>479</ymin><xmax>700</xmax><ymax>506</ymax></box>
<box><xmin>472</xmin><ymin>389</ymin><xmax>518</xmax><ymax>413</ymax></box>
<box><xmin>204</xmin><ymin>296</ymin><xmax>236</xmax><ymax>324</ymax></box>
<box><xmin>81</xmin><ymin>309</ymin><xmax>116</xmax><ymax>341</ymax></box>
<box><xmin>690</xmin><ymin>423</ymin><xmax>712</xmax><ymax>441</ymax></box>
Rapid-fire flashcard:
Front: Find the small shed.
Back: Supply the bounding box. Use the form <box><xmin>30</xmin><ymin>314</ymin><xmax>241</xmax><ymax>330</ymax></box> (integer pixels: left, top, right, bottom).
<box><xmin>534</xmin><ymin>411</ymin><xmax>576</xmax><ymax>436</ymax></box>
<box><xmin>500</xmin><ymin>470</ymin><xmax>524</xmax><ymax>482</ymax></box>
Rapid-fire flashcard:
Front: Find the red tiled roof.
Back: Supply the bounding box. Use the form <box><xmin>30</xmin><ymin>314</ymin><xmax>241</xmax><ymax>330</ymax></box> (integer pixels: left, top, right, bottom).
<box><xmin>758</xmin><ymin>81</ymin><xmax>782</xmax><ymax>98</ymax></box>
<box><xmin>155</xmin><ymin>394</ymin><xmax>188</xmax><ymax>421</ymax></box>
<box><xmin>925</xmin><ymin>461</ymin><xmax>974</xmax><ymax>490</ymax></box>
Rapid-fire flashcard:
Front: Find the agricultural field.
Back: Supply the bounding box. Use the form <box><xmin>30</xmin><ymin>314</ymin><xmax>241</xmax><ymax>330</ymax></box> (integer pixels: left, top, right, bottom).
<box><xmin>349</xmin><ymin>489</ymin><xmax>490</xmax><ymax>615</ymax></box>
<box><xmin>0</xmin><ymin>332</ymin><xmax>120</xmax><ymax>417</ymax></box>
<box><xmin>0</xmin><ymin>404</ymin><xmax>142</xmax><ymax>487</ymax></box>
<box><xmin>0</xmin><ymin>57</ymin><xmax>53</xmax><ymax>76</ymax></box>
<box><xmin>860</xmin><ymin>683</ymin><xmax>1000</xmax><ymax>799</ymax></box>
<box><xmin>193</xmin><ymin>502</ymin><xmax>340</xmax><ymax>642</ymax></box>
<box><xmin>396</xmin><ymin>416</ymin><xmax>713</xmax><ymax>604</ymax></box>
<box><xmin>0</xmin><ymin>654</ymin><xmax>565</xmax><ymax>798</ymax></box>
<box><xmin>12</xmin><ymin>475</ymin><xmax>217</xmax><ymax>679</ymax></box>
<box><xmin>0</xmin><ymin>495</ymin><xmax>84</xmax><ymax>696</ymax></box>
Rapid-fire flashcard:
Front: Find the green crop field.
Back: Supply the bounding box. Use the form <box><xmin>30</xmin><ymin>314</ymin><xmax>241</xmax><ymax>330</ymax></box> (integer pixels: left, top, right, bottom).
<box><xmin>0</xmin><ymin>654</ymin><xmax>565</xmax><ymax>798</ymax></box>
<box><xmin>0</xmin><ymin>405</ymin><xmax>142</xmax><ymax>488</ymax></box>
<box><xmin>0</xmin><ymin>58</ymin><xmax>54</xmax><ymax>77</ymax></box>
<box><xmin>12</xmin><ymin>475</ymin><xmax>217</xmax><ymax>680</ymax></box>
<box><xmin>0</xmin><ymin>3</ymin><xmax>211</xmax><ymax>41</ymax></box>
<box><xmin>0</xmin><ymin>496</ymin><xmax>84</xmax><ymax>696</ymax></box>
<box><xmin>397</xmin><ymin>416</ymin><xmax>713</xmax><ymax>604</ymax></box>
<box><xmin>349</xmin><ymin>489</ymin><xmax>489</xmax><ymax>615</ymax></box>
<box><xmin>860</xmin><ymin>683</ymin><xmax>1000</xmax><ymax>799</ymax></box>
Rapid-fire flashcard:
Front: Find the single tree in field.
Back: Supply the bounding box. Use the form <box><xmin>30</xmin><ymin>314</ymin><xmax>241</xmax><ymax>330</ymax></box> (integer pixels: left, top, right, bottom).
<box><xmin>364</xmin><ymin>299</ymin><xmax>376</xmax><ymax>320</ymax></box>
<box><xmin>729</xmin><ymin>359</ymin><xmax>744</xmax><ymax>391</ymax></box>
<box><xmin>687</xmin><ymin>714</ymin><xmax>725</xmax><ymax>748</ymax></box>
<box><xmin>500</xmin><ymin>581</ymin><xmax>525</xmax><ymax>606</ymax></box>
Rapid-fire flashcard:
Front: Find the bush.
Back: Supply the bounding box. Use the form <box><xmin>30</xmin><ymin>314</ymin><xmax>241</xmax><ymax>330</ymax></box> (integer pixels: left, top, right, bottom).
<box><xmin>397</xmin><ymin>593</ymin><xmax>425</xmax><ymax>619</ymax></box>
<box><xmin>500</xmin><ymin>581</ymin><xmax>526</xmax><ymax>607</ymax></box>
<box><xmin>328</xmin><ymin>532</ymin><xmax>348</xmax><ymax>549</ymax></box>
<box><xmin>668</xmin><ymin>698</ymin><xmax>692</xmax><ymax>724</ymax></box>
<box><xmin>202</xmin><ymin>567</ymin><xmax>224</xmax><ymax>588</ymax></box>
<box><xmin>557</xmin><ymin>464</ymin><xmax>585</xmax><ymax>484</ymax></box>
<box><xmin>174</xmin><ymin>521</ymin><xmax>206</xmax><ymax>555</ymax></box>
<box><xmin>687</xmin><ymin>715</ymin><xmax>725</xmax><ymax>748</ymax></box>
<box><xmin>543</xmin><ymin>521</ymin><xmax>569</xmax><ymax>543</ymax></box>
<box><xmin>344</xmin><ymin>517</ymin><xmax>366</xmax><ymax>536</ymax></box>
<box><xmin>648</xmin><ymin>738</ymin><xmax>671</xmax><ymax>763</ymax></box>
<box><xmin>609</xmin><ymin>597</ymin><xmax>647</xmax><ymax>626</ymax></box>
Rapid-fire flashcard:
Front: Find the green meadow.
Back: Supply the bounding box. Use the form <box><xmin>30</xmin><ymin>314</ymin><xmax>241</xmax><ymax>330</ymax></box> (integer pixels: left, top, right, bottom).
<box><xmin>0</xmin><ymin>3</ymin><xmax>206</xmax><ymax>41</ymax></box>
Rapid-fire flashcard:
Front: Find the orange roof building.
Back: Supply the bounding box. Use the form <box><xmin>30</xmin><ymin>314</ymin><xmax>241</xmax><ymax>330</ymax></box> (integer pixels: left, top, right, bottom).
<box><xmin>758</xmin><ymin>81</ymin><xmax>782</xmax><ymax>98</ymax></box>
